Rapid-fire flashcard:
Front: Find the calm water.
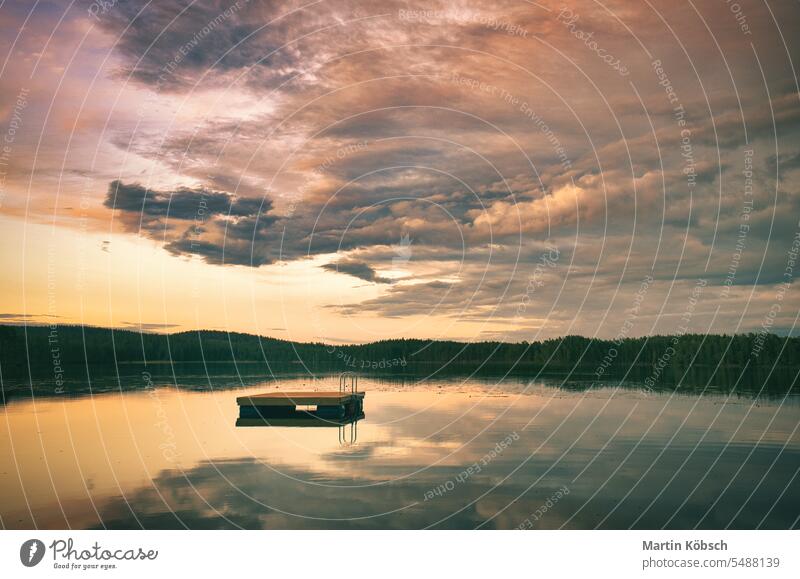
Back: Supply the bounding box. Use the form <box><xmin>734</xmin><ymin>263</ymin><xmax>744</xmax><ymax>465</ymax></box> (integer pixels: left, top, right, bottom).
<box><xmin>1</xmin><ymin>370</ymin><xmax>798</xmax><ymax>529</ymax></box>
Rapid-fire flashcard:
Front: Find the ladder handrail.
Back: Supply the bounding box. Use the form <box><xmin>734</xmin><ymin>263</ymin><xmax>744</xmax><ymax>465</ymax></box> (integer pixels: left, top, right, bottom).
<box><xmin>339</xmin><ymin>372</ymin><xmax>357</xmax><ymax>394</ymax></box>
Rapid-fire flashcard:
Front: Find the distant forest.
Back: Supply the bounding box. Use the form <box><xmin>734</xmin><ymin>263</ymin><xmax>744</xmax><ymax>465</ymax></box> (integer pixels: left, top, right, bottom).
<box><xmin>1</xmin><ymin>324</ymin><xmax>797</xmax><ymax>374</ymax></box>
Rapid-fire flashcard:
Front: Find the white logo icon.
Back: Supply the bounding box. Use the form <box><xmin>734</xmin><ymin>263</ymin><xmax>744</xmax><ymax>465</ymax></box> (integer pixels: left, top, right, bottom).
<box><xmin>391</xmin><ymin>233</ymin><xmax>413</xmax><ymax>268</ymax></box>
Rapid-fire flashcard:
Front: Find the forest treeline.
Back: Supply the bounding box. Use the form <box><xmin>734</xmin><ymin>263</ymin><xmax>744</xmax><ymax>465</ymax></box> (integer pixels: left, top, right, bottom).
<box><xmin>0</xmin><ymin>324</ymin><xmax>797</xmax><ymax>374</ymax></box>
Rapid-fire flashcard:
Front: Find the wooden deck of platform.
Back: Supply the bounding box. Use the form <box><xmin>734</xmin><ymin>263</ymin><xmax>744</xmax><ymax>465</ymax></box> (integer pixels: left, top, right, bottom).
<box><xmin>236</xmin><ymin>391</ymin><xmax>365</xmax><ymax>407</ymax></box>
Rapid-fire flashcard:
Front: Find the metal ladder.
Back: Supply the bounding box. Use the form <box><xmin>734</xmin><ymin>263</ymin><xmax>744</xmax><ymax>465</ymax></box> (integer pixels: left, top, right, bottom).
<box><xmin>339</xmin><ymin>372</ymin><xmax>358</xmax><ymax>394</ymax></box>
<box><xmin>338</xmin><ymin>372</ymin><xmax>359</xmax><ymax>446</ymax></box>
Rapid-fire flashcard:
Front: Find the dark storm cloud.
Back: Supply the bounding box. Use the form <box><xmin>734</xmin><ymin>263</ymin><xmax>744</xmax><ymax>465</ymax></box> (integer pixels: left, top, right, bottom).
<box><xmin>91</xmin><ymin>0</ymin><xmax>419</xmax><ymax>93</ymax></box>
<box><xmin>94</xmin><ymin>0</ymin><xmax>294</xmax><ymax>91</ymax></box>
<box><xmin>321</xmin><ymin>260</ymin><xmax>391</xmax><ymax>284</ymax></box>
<box><xmin>104</xmin><ymin>180</ymin><xmax>278</xmax><ymax>266</ymax></box>
<box><xmin>105</xmin><ymin>180</ymin><xmax>266</xmax><ymax>219</ymax></box>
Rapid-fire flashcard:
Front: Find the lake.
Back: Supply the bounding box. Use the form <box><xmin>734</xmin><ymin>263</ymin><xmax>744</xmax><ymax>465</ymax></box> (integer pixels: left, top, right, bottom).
<box><xmin>1</xmin><ymin>367</ymin><xmax>798</xmax><ymax>529</ymax></box>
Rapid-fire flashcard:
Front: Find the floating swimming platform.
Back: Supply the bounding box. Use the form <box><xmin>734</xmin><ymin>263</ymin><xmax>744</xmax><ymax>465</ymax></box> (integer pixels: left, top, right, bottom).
<box><xmin>236</xmin><ymin>373</ymin><xmax>364</xmax><ymax>426</ymax></box>
<box><xmin>236</xmin><ymin>391</ymin><xmax>365</xmax><ymax>419</ymax></box>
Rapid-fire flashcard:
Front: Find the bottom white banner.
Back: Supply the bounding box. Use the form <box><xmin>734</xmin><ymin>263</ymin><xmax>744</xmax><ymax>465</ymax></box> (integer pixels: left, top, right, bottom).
<box><xmin>0</xmin><ymin>530</ymin><xmax>796</xmax><ymax>578</ymax></box>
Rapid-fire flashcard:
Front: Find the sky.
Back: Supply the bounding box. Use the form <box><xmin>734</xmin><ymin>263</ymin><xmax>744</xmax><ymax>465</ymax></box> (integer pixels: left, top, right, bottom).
<box><xmin>0</xmin><ymin>0</ymin><xmax>798</xmax><ymax>344</ymax></box>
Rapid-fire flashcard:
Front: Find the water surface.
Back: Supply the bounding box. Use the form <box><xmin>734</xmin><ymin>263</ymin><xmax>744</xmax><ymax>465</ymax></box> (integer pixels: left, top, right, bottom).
<box><xmin>1</xmin><ymin>371</ymin><xmax>798</xmax><ymax>529</ymax></box>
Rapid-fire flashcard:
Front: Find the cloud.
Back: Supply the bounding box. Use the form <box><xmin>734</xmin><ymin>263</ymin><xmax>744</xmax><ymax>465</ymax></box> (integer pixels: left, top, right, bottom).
<box><xmin>4</xmin><ymin>0</ymin><xmax>800</xmax><ymax>337</ymax></box>
<box><xmin>104</xmin><ymin>180</ymin><xmax>277</xmax><ymax>266</ymax></box>
<box><xmin>0</xmin><ymin>313</ymin><xmax>63</xmax><ymax>327</ymax></box>
<box><xmin>321</xmin><ymin>259</ymin><xmax>392</xmax><ymax>284</ymax></box>
<box><xmin>119</xmin><ymin>321</ymin><xmax>181</xmax><ymax>332</ymax></box>
<box><xmin>95</xmin><ymin>0</ymin><xmax>287</xmax><ymax>92</ymax></box>
<box><xmin>767</xmin><ymin>151</ymin><xmax>800</xmax><ymax>179</ymax></box>
<box><xmin>104</xmin><ymin>180</ymin><xmax>266</xmax><ymax>221</ymax></box>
